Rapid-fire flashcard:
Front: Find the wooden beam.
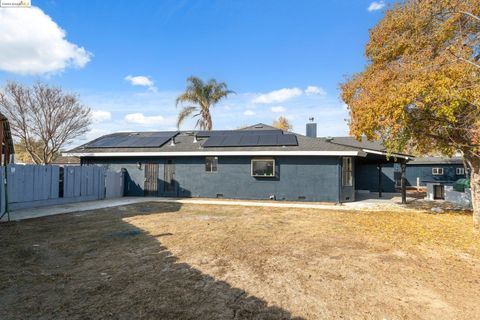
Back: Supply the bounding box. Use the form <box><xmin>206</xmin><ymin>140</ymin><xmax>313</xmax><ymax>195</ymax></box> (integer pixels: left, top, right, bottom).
<box><xmin>377</xmin><ymin>163</ymin><xmax>382</xmax><ymax>198</ymax></box>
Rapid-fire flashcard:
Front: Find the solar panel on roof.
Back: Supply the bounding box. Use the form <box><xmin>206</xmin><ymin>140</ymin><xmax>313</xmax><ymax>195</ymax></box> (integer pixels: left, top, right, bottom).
<box><xmin>222</xmin><ymin>135</ymin><xmax>242</xmax><ymax>146</ymax></box>
<box><xmin>113</xmin><ymin>137</ymin><xmax>171</xmax><ymax>147</ymax></box>
<box><xmin>85</xmin><ymin>131</ymin><xmax>179</xmax><ymax>148</ymax></box>
<box><xmin>277</xmin><ymin>134</ymin><xmax>298</xmax><ymax>146</ymax></box>
<box><xmin>201</xmin><ymin>135</ymin><xmax>225</xmax><ymax>147</ymax></box>
<box><xmin>258</xmin><ymin>135</ymin><xmax>278</xmax><ymax>146</ymax></box>
<box><xmin>202</xmin><ymin>132</ymin><xmax>298</xmax><ymax>148</ymax></box>
<box><xmin>242</xmin><ymin>130</ymin><xmax>282</xmax><ymax>135</ymax></box>
<box><xmin>196</xmin><ymin>129</ymin><xmax>282</xmax><ymax>137</ymax></box>
<box><xmin>238</xmin><ymin>135</ymin><xmax>259</xmax><ymax>146</ymax></box>
<box><xmin>87</xmin><ymin>135</ymin><xmax>129</xmax><ymax>148</ymax></box>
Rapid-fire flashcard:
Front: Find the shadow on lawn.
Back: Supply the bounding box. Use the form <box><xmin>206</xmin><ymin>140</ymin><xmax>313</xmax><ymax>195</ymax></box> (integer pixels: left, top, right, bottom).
<box><xmin>0</xmin><ymin>202</ymin><xmax>302</xmax><ymax>320</ymax></box>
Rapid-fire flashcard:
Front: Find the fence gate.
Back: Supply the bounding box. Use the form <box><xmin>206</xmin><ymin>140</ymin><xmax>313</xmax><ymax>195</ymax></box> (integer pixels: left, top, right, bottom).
<box><xmin>144</xmin><ymin>163</ymin><xmax>158</xmax><ymax>196</ymax></box>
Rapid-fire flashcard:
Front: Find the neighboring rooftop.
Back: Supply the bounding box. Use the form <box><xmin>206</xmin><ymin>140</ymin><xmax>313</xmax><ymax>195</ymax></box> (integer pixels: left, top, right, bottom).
<box><xmin>52</xmin><ymin>156</ymin><xmax>80</xmax><ymax>165</ymax></box>
<box><xmin>409</xmin><ymin>156</ymin><xmax>464</xmax><ymax>165</ymax></box>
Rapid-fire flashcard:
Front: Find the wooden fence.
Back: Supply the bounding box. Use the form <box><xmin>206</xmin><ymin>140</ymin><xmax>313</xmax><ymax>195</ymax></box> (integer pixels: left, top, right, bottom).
<box><xmin>0</xmin><ymin>164</ymin><xmax>124</xmax><ymax>215</ymax></box>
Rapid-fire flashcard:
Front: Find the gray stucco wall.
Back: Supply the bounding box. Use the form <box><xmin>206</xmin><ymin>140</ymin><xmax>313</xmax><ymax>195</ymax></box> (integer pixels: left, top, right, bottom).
<box><xmin>83</xmin><ymin>156</ymin><xmax>342</xmax><ymax>202</ymax></box>
<box><xmin>405</xmin><ymin>164</ymin><xmax>466</xmax><ymax>187</ymax></box>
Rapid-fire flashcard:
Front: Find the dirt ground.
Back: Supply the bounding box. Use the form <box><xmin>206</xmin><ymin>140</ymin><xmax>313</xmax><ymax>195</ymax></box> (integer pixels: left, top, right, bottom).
<box><xmin>1</xmin><ymin>202</ymin><xmax>479</xmax><ymax>319</ymax></box>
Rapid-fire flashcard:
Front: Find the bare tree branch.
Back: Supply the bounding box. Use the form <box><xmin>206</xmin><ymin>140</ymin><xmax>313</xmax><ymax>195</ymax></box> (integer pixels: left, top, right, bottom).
<box><xmin>0</xmin><ymin>82</ymin><xmax>91</xmax><ymax>164</ymax></box>
<box><xmin>459</xmin><ymin>11</ymin><xmax>480</xmax><ymax>22</ymax></box>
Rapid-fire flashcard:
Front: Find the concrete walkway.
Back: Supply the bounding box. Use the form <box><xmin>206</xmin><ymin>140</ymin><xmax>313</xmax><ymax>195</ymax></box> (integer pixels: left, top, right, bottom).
<box><xmin>2</xmin><ymin>195</ymin><xmax>415</xmax><ymax>222</ymax></box>
<box><xmin>1</xmin><ymin>198</ymin><xmax>149</xmax><ymax>222</ymax></box>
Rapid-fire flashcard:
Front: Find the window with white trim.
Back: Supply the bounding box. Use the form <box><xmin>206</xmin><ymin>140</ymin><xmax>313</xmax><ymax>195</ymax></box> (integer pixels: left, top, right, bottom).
<box><xmin>432</xmin><ymin>167</ymin><xmax>444</xmax><ymax>175</ymax></box>
<box><xmin>456</xmin><ymin>167</ymin><xmax>465</xmax><ymax>175</ymax></box>
<box><xmin>251</xmin><ymin>159</ymin><xmax>275</xmax><ymax>177</ymax></box>
<box><xmin>205</xmin><ymin>156</ymin><xmax>218</xmax><ymax>172</ymax></box>
<box><xmin>342</xmin><ymin>157</ymin><xmax>353</xmax><ymax>186</ymax></box>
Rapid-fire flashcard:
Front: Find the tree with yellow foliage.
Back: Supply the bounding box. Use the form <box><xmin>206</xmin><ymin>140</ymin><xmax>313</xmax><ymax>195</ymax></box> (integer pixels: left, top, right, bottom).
<box><xmin>341</xmin><ymin>0</ymin><xmax>480</xmax><ymax>228</ymax></box>
<box><xmin>272</xmin><ymin>116</ymin><xmax>292</xmax><ymax>132</ymax></box>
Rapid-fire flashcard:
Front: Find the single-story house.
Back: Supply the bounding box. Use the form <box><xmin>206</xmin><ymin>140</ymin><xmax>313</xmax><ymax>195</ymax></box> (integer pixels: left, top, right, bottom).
<box><xmin>64</xmin><ymin>123</ymin><xmax>413</xmax><ymax>203</ymax></box>
<box><xmin>404</xmin><ymin>156</ymin><xmax>466</xmax><ymax>187</ymax></box>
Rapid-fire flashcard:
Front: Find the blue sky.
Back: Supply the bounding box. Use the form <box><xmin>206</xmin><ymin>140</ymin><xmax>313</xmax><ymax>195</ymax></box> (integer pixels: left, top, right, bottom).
<box><xmin>0</xmin><ymin>0</ymin><xmax>388</xmax><ymax>146</ymax></box>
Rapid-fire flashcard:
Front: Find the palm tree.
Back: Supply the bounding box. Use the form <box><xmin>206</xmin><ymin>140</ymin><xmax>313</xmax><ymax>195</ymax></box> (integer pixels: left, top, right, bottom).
<box><xmin>176</xmin><ymin>76</ymin><xmax>234</xmax><ymax>130</ymax></box>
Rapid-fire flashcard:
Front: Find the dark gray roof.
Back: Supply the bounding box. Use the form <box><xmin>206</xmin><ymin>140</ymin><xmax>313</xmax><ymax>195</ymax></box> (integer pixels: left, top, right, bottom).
<box><xmin>409</xmin><ymin>156</ymin><xmax>464</xmax><ymax>165</ymax></box>
<box><xmin>325</xmin><ymin>136</ymin><xmax>386</xmax><ymax>152</ymax></box>
<box><xmin>65</xmin><ymin>123</ymin><xmax>413</xmax><ymax>157</ymax></box>
<box><xmin>324</xmin><ymin>136</ymin><xmax>416</xmax><ymax>159</ymax></box>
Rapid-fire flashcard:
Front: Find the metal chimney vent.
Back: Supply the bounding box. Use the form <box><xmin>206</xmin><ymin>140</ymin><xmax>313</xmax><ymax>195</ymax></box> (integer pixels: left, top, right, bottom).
<box><xmin>306</xmin><ymin>121</ymin><xmax>317</xmax><ymax>138</ymax></box>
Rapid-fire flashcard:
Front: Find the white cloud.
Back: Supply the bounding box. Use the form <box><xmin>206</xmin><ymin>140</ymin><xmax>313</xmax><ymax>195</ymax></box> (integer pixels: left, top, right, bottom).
<box><xmin>0</xmin><ymin>6</ymin><xmax>91</xmax><ymax>75</ymax></box>
<box><xmin>124</xmin><ymin>113</ymin><xmax>170</xmax><ymax>126</ymax></box>
<box><xmin>244</xmin><ymin>110</ymin><xmax>256</xmax><ymax>116</ymax></box>
<box><xmin>305</xmin><ymin>86</ymin><xmax>326</xmax><ymax>96</ymax></box>
<box><xmin>271</xmin><ymin>106</ymin><xmax>286</xmax><ymax>113</ymax></box>
<box><xmin>367</xmin><ymin>1</ymin><xmax>385</xmax><ymax>11</ymax></box>
<box><xmin>252</xmin><ymin>88</ymin><xmax>302</xmax><ymax>104</ymax></box>
<box><xmin>91</xmin><ymin>110</ymin><xmax>111</xmax><ymax>123</ymax></box>
<box><xmin>125</xmin><ymin>75</ymin><xmax>156</xmax><ymax>91</ymax></box>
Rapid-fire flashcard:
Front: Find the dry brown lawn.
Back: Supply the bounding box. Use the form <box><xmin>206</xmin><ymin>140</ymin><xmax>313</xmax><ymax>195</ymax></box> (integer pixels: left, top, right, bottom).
<box><xmin>1</xmin><ymin>202</ymin><xmax>479</xmax><ymax>319</ymax></box>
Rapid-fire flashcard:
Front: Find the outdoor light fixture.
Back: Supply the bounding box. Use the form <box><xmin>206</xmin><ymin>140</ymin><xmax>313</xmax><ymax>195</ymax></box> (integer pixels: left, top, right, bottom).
<box><xmin>137</xmin><ymin>162</ymin><xmax>142</xmax><ymax>170</ymax></box>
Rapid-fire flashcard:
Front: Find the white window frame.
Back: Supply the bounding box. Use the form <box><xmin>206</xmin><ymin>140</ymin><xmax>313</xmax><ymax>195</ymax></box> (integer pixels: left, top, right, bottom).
<box><xmin>432</xmin><ymin>167</ymin><xmax>444</xmax><ymax>175</ymax></box>
<box><xmin>456</xmin><ymin>167</ymin><xmax>465</xmax><ymax>175</ymax></box>
<box><xmin>205</xmin><ymin>156</ymin><xmax>218</xmax><ymax>173</ymax></box>
<box><xmin>251</xmin><ymin>158</ymin><xmax>275</xmax><ymax>177</ymax></box>
<box><xmin>342</xmin><ymin>157</ymin><xmax>353</xmax><ymax>187</ymax></box>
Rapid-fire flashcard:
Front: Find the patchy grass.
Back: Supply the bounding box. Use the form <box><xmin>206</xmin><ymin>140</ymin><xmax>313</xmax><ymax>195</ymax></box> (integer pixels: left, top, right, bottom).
<box><xmin>1</xmin><ymin>202</ymin><xmax>479</xmax><ymax>319</ymax></box>
<box><xmin>334</xmin><ymin>210</ymin><xmax>479</xmax><ymax>256</ymax></box>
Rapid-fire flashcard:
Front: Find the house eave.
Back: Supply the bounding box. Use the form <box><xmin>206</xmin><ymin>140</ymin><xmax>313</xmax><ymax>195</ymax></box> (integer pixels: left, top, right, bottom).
<box><xmin>63</xmin><ymin>150</ymin><xmax>362</xmax><ymax>157</ymax></box>
<box><xmin>361</xmin><ymin>149</ymin><xmax>412</xmax><ymax>160</ymax></box>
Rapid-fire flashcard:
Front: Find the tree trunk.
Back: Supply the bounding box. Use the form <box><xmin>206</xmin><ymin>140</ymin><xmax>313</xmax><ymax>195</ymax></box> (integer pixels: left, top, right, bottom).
<box><xmin>471</xmin><ymin>167</ymin><xmax>480</xmax><ymax>230</ymax></box>
<box><xmin>465</xmin><ymin>155</ymin><xmax>480</xmax><ymax>229</ymax></box>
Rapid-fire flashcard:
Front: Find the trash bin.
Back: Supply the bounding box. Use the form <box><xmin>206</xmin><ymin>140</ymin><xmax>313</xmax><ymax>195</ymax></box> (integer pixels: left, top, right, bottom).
<box><xmin>453</xmin><ymin>179</ymin><xmax>470</xmax><ymax>192</ymax></box>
